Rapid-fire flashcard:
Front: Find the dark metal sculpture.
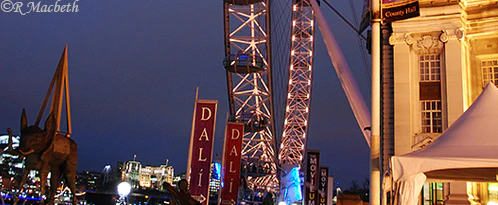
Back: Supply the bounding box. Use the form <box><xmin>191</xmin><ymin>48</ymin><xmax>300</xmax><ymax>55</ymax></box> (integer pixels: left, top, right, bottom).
<box><xmin>163</xmin><ymin>180</ymin><xmax>201</xmax><ymax>205</ymax></box>
<box><xmin>7</xmin><ymin>109</ymin><xmax>78</xmax><ymax>205</ymax></box>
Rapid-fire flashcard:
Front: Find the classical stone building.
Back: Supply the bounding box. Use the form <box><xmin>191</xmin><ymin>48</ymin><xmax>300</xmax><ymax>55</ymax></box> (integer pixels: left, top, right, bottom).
<box><xmin>384</xmin><ymin>0</ymin><xmax>498</xmax><ymax>204</ymax></box>
<box><xmin>121</xmin><ymin>159</ymin><xmax>174</xmax><ymax>191</ymax></box>
<box><xmin>139</xmin><ymin>164</ymin><xmax>174</xmax><ymax>191</ymax></box>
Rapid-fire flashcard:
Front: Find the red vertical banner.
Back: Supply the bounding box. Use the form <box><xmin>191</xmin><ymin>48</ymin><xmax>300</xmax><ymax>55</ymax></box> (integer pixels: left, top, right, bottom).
<box><xmin>305</xmin><ymin>150</ymin><xmax>320</xmax><ymax>205</ymax></box>
<box><xmin>187</xmin><ymin>100</ymin><xmax>218</xmax><ymax>205</ymax></box>
<box><xmin>220</xmin><ymin>122</ymin><xmax>244</xmax><ymax>205</ymax></box>
<box><xmin>318</xmin><ymin>167</ymin><xmax>329</xmax><ymax>205</ymax></box>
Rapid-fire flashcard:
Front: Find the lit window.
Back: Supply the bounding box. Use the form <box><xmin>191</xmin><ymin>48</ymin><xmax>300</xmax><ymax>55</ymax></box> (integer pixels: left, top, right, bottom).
<box><xmin>423</xmin><ymin>182</ymin><xmax>444</xmax><ymax>205</ymax></box>
<box><xmin>489</xmin><ymin>183</ymin><xmax>498</xmax><ymax>204</ymax></box>
<box><xmin>421</xmin><ymin>100</ymin><xmax>442</xmax><ymax>133</ymax></box>
<box><xmin>419</xmin><ymin>54</ymin><xmax>441</xmax><ymax>82</ymax></box>
<box><xmin>481</xmin><ymin>59</ymin><xmax>498</xmax><ymax>86</ymax></box>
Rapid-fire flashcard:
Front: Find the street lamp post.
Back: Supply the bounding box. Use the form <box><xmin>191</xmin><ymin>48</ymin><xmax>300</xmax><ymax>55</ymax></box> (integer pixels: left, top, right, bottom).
<box><xmin>370</xmin><ymin>0</ymin><xmax>382</xmax><ymax>204</ymax></box>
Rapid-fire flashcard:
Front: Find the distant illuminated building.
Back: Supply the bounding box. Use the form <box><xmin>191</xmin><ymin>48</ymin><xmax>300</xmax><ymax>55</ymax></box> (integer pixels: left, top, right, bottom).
<box><xmin>172</xmin><ymin>173</ymin><xmax>185</xmax><ymax>187</ymax></box>
<box><xmin>138</xmin><ymin>162</ymin><xmax>174</xmax><ymax>191</ymax></box>
<box><xmin>0</xmin><ymin>134</ymin><xmax>23</xmax><ymax>175</ymax></box>
<box><xmin>0</xmin><ymin>134</ymin><xmax>41</xmax><ymax>197</ymax></box>
<box><xmin>120</xmin><ymin>159</ymin><xmax>174</xmax><ymax>191</ymax></box>
<box><xmin>209</xmin><ymin>162</ymin><xmax>221</xmax><ymax>205</ymax></box>
<box><xmin>122</xmin><ymin>160</ymin><xmax>141</xmax><ymax>188</ymax></box>
<box><xmin>114</xmin><ymin>161</ymin><xmax>125</xmax><ymax>182</ymax></box>
<box><xmin>76</xmin><ymin>171</ymin><xmax>101</xmax><ymax>191</ymax></box>
<box><xmin>140</xmin><ymin>166</ymin><xmax>152</xmax><ymax>188</ymax></box>
<box><xmin>165</xmin><ymin>165</ymin><xmax>174</xmax><ymax>185</ymax></box>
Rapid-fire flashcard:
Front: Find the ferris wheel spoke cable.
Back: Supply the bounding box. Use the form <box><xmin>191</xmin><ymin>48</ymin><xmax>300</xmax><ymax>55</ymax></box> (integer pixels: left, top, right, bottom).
<box><xmin>348</xmin><ymin>0</ymin><xmax>360</xmax><ymax>27</ymax></box>
<box><xmin>347</xmin><ymin>0</ymin><xmax>373</xmax><ymax>91</ymax></box>
<box><xmin>358</xmin><ymin>35</ymin><xmax>372</xmax><ymax>94</ymax></box>
<box><xmin>271</xmin><ymin>0</ymin><xmax>292</xmax><ymax>137</ymax></box>
<box><xmin>322</xmin><ymin>0</ymin><xmax>367</xmax><ymax>40</ymax></box>
<box><xmin>322</xmin><ymin>0</ymin><xmax>372</xmax><ymax>93</ymax></box>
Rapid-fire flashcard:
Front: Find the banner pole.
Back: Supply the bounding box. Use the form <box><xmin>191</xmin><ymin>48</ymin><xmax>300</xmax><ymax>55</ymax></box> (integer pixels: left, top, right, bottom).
<box><xmin>186</xmin><ymin>87</ymin><xmax>199</xmax><ymax>182</ymax></box>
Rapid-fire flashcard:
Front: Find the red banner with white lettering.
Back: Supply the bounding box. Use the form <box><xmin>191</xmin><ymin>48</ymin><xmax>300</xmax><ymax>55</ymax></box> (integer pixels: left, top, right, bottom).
<box><xmin>220</xmin><ymin>122</ymin><xmax>244</xmax><ymax>205</ymax></box>
<box><xmin>187</xmin><ymin>100</ymin><xmax>218</xmax><ymax>205</ymax></box>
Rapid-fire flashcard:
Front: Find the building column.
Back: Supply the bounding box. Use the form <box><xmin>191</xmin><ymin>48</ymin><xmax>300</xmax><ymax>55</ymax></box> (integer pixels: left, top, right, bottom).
<box><xmin>446</xmin><ymin>182</ymin><xmax>471</xmax><ymax>205</ymax></box>
<box><xmin>393</xmin><ymin>36</ymin><xmax>412</xmax><ymax>156</ymax></box>
<box><xmin>444</xmin><ymin>35</ymin><xmax>465</xmax><ymax>126</ymax></box>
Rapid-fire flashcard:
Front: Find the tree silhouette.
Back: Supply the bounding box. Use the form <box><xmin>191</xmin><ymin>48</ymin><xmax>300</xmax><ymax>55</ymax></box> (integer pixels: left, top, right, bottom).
<box><xmin>342</xmin><ymin>177</ymin><xmax>370</xmax><ymax>202</ymax></box>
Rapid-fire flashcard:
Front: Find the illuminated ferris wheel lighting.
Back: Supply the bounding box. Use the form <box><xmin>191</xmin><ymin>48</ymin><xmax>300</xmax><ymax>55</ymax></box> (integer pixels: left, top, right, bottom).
<box><xmin>224</xmin><ymin>0</ymin><xmax>278</xmax><ymax>193</ymax></box>
<box><xmin>279</xmin><ymin>0</ymin><xmax>315</xmax><ymax>170</ymax></box>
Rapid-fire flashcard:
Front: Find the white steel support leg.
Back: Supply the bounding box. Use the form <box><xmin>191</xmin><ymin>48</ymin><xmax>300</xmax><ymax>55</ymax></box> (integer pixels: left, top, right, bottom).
<box><xmin>310</xmin><ymin>0</ymin><xmax>371</xmax><ymax>146</ymax></box>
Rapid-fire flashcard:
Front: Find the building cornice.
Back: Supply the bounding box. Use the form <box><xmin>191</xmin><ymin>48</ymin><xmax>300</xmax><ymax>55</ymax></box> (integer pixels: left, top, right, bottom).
<box><xmin>392</xmin><ymin>14</ymin><xmax>462</xmax><ymax>34</ymax></box>
<box><xmin>390</xmin><ymin>15</ymin><xmax>463</xmax><ymax>46</ymax></box>
<box><xmin>388</xmin><ymin>0</ymin><xmax>498</xmax><ymax>51</ymax></box>
<box><xmin>461</xmin><ymin>0</ymin><xmax>498</xmax><ymax>9</ymax></box>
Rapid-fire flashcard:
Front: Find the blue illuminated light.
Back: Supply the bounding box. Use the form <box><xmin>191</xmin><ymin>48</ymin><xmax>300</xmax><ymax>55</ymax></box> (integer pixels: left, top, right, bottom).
<box><xmin>239</xmin><ymin>54</ymin><xmax>249</xmax><ymax>59</ymax></box>
<box><xmin>282</xmin><ymin>167</ymin><xmax>303</xmax><ymax>203</ymax></box>
<box><xmin>212</xmin><ymin>162</ymin><xmax>221</xmax><ymax>180</ymax></box>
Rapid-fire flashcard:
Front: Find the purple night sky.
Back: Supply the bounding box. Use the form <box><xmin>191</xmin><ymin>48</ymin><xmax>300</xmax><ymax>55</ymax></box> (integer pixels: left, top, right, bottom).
<box><xmin>0</xmin><ymin>0</ymin><xmax>371</xmax><ymax>188</ymax></box>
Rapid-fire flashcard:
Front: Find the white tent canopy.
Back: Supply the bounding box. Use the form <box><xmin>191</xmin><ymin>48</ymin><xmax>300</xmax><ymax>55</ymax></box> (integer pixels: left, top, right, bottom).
<box><xmin>391</xmin><ymin>83</ymin><xmax>498</xmax><ymax>204</ymax></box>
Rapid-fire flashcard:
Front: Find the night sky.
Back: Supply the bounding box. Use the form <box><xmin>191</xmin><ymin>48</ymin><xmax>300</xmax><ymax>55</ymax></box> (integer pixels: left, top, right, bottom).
<box><xmin>0</xmin><ymin>0</ymin><xmax>371</xmax><ymax>188</ymax></box>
